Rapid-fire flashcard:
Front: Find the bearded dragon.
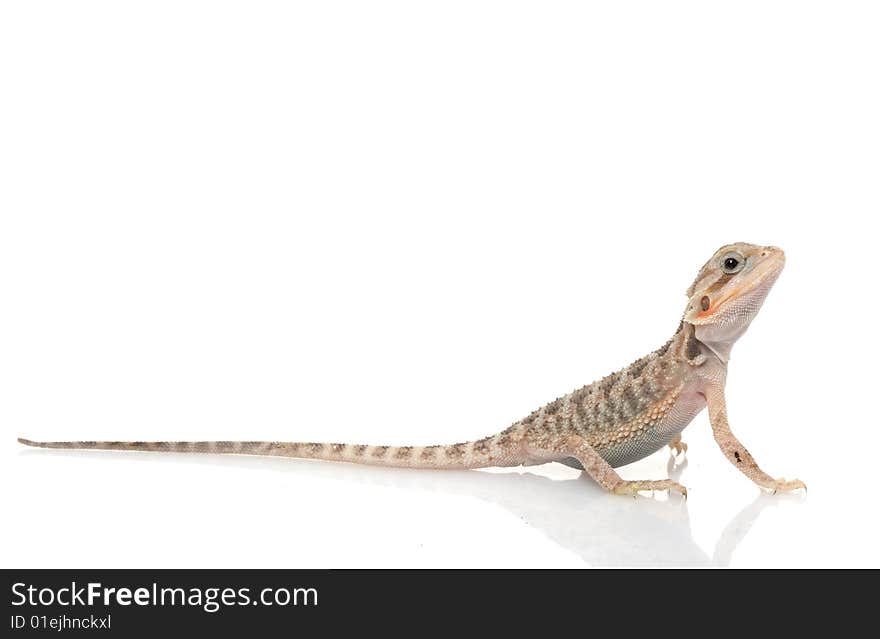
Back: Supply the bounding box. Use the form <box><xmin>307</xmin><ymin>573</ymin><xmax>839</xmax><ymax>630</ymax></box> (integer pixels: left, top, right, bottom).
<box><xmin>19</xmin><ymin>242</ymin><xmax>805</xmax><ymax>497</ymax></box>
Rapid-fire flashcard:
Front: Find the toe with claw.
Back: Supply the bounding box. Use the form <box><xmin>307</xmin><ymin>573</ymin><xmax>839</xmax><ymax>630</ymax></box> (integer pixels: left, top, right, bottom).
<box><xmin>668</xmin><ymin>435</ymin><xmax>688</xmax><ymax>457</ymax></box>
<box><xmin>613</xmin><ymin>479</ymin><xmax>688</xmax><ymax>499</ymax></box>
<box><xmin>764</xmin><ymin>477</ymin><xmax>807</xmax><ymax>494</ymax></box>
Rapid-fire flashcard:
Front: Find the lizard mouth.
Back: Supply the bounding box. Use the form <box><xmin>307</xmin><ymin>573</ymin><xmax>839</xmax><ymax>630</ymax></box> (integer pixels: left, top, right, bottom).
<box><xmin>695</xmin><ymin>248</ymin><xmax>785</xmax><ymax>320</ymax></box>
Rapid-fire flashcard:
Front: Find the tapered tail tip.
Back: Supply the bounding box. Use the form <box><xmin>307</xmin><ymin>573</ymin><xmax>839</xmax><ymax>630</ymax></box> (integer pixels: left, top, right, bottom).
<box><xmin>18</xmin><ymin>438</ymin><xmax>38</xmax><ymax>447</ymax></box>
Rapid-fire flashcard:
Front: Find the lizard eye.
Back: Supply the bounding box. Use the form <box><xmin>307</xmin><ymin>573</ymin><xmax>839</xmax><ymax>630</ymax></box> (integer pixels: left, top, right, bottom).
<box><xmin>720</xmin><ymin>252</ymin><xmax>744</xmax><ymax>274</ymax></box>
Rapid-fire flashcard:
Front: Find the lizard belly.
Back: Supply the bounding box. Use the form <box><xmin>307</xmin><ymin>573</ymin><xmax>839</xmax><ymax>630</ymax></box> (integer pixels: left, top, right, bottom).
<box><xmin>560</xmin><ymin>389</ymin><xmax>707</xmax><ymax>470</ymax></box>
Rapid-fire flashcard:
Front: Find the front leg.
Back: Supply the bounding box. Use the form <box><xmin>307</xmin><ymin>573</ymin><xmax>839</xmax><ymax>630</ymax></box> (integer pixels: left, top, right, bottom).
<box><xmin>526</xmin><ymin>433</ymin><xmax>687</xmax><ymax>498</ymax></box>
<box><xmin>705</xmin><ymin>384</ymin><xmax>805</xmax><ymax>493</ymax></box>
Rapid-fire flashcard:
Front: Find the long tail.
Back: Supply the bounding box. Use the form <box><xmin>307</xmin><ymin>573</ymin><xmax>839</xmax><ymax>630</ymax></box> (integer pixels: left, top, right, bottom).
<box><xmin>17</xmin><ymin>431</ymin><xmax>525</xmax><ymax>470</ymax></box>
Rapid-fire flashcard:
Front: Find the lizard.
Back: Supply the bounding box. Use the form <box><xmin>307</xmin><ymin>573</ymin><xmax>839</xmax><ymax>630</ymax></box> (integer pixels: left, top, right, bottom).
<box><xmin>18</xmin><ymin>242</ymin><xmax>806</xmax><ymax>497</ymax></box>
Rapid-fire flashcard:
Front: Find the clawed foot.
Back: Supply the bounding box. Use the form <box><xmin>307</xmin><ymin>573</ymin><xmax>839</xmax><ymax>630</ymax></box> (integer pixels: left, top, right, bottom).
<box><xmin>668</xmin><ymin>435</ymin><xmax>687</xmax><ymax>457</ymax></box>
<box><xmin>762</xmin><ymin>477</ymin><xmax>807</xmax><ymax>494</ymax></box>
<box><xmin>613</xmin><ymin>479</ymin><xmax>688</xmax><ymax>499</ymax></box>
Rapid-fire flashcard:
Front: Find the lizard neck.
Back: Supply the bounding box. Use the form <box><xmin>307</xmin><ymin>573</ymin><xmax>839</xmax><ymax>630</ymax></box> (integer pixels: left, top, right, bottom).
<box><xmin>690</xmin><ymin>322</ymin><xmax>743</xmax><ymax>364</ymax></box>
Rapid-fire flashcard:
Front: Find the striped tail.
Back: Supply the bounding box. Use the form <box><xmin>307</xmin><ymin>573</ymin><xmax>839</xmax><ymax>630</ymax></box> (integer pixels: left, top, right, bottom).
<box><xmin>17</xmin><ymin>432</ymin><xmax>524</xmax><ymax>470</ymax></box>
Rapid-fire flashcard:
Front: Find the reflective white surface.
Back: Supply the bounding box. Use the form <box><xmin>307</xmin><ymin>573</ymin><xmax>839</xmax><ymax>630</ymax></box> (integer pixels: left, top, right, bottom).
<box><xmin>1</xmin><ymin>2</ymin><xmax>878</xmax><ymax>568</ymax></box>
<box><xmin>3</xmin><ymin>420</ymin><xmax>872</xmax><ymax>567</ymax></box>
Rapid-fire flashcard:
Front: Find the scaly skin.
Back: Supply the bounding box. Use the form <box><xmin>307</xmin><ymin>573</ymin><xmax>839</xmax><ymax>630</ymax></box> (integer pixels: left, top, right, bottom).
<box><xmin>19</xmin><ymin>243</ymin><xmax>805</xmax><ymax>497</ymax></box>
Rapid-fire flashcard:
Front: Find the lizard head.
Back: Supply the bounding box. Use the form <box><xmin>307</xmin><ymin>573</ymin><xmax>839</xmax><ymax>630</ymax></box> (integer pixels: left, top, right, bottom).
<box><xmin>683</xmin><ymin>242</ymin><xmax>785</xmax><ymax>360</ymax></box>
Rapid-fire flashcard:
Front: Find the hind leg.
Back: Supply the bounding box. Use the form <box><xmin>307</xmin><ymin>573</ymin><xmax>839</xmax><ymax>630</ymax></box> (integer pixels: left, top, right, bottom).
<box><xmin>526</xmin><ymin>433</ymin><xmax>687</xmax><ymax>498</ymax></box>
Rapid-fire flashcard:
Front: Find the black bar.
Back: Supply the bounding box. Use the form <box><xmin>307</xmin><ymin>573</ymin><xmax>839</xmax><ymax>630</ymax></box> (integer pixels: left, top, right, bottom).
<box><xmin>1</xmin><ymin>569</ymin><xmax>866</xmax><ymax>635</ymax></box>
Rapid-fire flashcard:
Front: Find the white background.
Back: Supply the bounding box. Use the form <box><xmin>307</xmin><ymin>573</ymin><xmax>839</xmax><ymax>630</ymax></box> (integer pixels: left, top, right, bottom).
<box><xmin>1</xmin><ymin>2</ymin><xmax>878</xmax><ymax>568</ymax></box>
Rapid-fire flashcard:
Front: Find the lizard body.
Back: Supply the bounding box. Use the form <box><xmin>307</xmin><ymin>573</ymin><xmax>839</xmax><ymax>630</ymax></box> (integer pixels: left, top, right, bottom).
<box><xmin>19</xmin><ymin>242</ymin><xmax>805</xmax><ymax>496</ymax></box>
